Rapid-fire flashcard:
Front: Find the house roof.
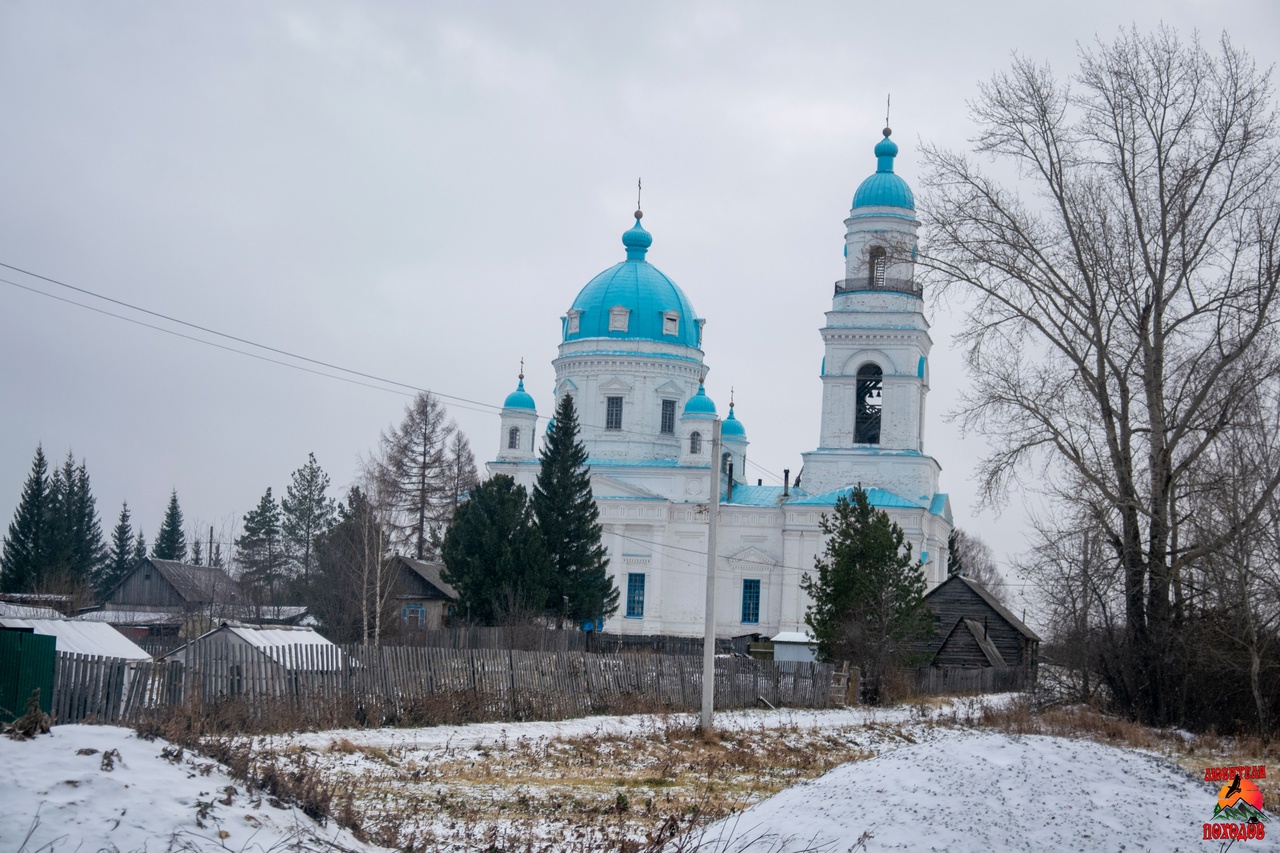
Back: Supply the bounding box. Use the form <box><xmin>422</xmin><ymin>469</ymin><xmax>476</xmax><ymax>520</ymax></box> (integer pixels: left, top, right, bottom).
<box><xmin>0</xmin><ymin>601</ymin><xmax>63</xmax><ymax>619</ymax></box>
<box><xmin>167</xmin><ymin>625</ymin><xmax>340</xmax><ymax>670</ymax></box>
<box><xmin>0</xmin><ymin>618</ymin><xmax>151</xmax><ymax>660</ymax></box>
<box><xmin>926</xmin><ymin>575</ymin><xmax>1041</xmax><ymax>643</ymax></box>
<box><xmin>396</xmin><ymin>557</ymin><xmax>459</xmax><ymax>600</ymax></box>
<box><xmin>150</xmin><ymin>560</ymin><xmax>243</xmax><ymax>604</ymax></box>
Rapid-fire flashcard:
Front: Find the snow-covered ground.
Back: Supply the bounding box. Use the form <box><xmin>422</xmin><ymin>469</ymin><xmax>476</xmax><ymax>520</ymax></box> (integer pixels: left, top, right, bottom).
<box><xmin>686</xmin><ymin>729</ymin><xmax>1221</xmax><ymax>852</ymax></box>
<box><xmin>0</xmin><ymin>725</ymin><xmax>379</xmax><ymax>852</ymax></box>
<box><xmin>0</xmin><ymin>703</ymin><xmax>1241</xmax><ymax>852</ymax></box>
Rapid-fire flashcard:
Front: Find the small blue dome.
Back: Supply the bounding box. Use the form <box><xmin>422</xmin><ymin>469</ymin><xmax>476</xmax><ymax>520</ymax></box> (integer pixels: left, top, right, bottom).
<box><xmin>503</xmin><ymin>376</ymin><xmax>536</xmax><ymax>411</ymax></box>
<box><xmin>564</xmin><ymin>215</ymin><xmax>702</xmax><ymax>349</ymax></box>
<box><xmin>545</xmin><ymin>417</ymin><xmax>555</xmax><ymax>434</ymax></box>
<box><xmin>721</xmin><ymin>406</ymin><xmax>746</xmax><ymax>439</ymax></box>
<box><xmin>852</xmin><ymin>128</ymin><xmax>915</xmax><ymax>210</ymax></box>
<box><xmin>682</xmin><ymin>383</ymin><xmax>717</xmax><ymax>417</ymax></box>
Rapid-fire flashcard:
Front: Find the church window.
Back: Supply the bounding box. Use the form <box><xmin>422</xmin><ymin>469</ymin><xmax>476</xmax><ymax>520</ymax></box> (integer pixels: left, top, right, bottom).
<box><xmin>626</xmin><ymin>573</ymin><xmax>645</xmax><ymax>618</ymax></box>
<box><xmin>722</xmin><ymin>452</ymin><xmax>732</xmax><ymax>474</ymax></box>
<box><xmin>690</xmin><ymin>431</ymin><xmax>702</xmax><ymax>454</ymax></box>
<box><xmin>855</xmin><ymin>364</ymin><xmax>883</xmax><ymax>444</ymax></box>
<box><xmin>869</xmin><ymin>246</ymin><xmax>887</xmax><ymax>288</ymax></box>
<box><xmin>606</xmin><ymin>396</ymin><xmax>623</xmax><ymax>430</ymax></box>
<box><xmin>741</xmin><ymin>579</ymin><xmax>760</xmax><ymax>624</ymax></box>
<box><xmin>507</xmin><ymin>426</ymin><xmax>521</xmax><ymax>449</ymax></box>
<box><xmin>566</xmin><ymin>310</ymin><xmax>581</xmax><ymax>334</ymax></box>
<box><xmin>663</xmin><ymin>311</ymin><xmax>680</xmax><ymax>336</ymax></box>
<box><xmin>609</xmin><ymin>306</ymin><xmax>630</xmax><ymax>332</ymax></box>
<box><xmin>660</xmin><ymin>399</ymin><xmax>676</xmax><ymax>434</ymax></box>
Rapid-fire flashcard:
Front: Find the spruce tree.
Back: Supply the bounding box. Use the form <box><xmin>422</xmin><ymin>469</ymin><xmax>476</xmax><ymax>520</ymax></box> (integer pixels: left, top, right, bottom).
<box><xmin>442</xmin><ymin>474</ymin><xmax>551</xmax><ymax>625</ymax></box>
<box><xmin>0</xmin><ymin>446</ymin><xmax>51</xmax><ymax>593</ymax></box>
<box><xmin>237</xmin><ymin>488</ymin><xmax>287</xmax><ymax>603</ymax></box>
<box><xmin>281</xmin><ymin>453</ymin><xmax>337</xmax><ymax>580</ymax></box>
<box><xmin>132</xmin><ymin>530</ymin><xmax>148</xmax><ymax>564</ymax></box>
<box><xmin>532</xmin><ymin>394</ymin><xmax>618</xmax><ymax>626</ymax></box>
<box><xmin>190</xmin><ymin>536</ymin><xmax>203</xmax><ymax>566</ymax></box>
<box><xmin>152</xmin><ymin>490</ymin><xmax>187</xmax><ymax>561</ymax></box>
<box><xmin>801</xmin><ymin>488</ymin><xmax>931</xmax><ymax>703</ymax></box>
<box><xmin>67</xmin><ymin>461</ymin><xmax>107</xmax><ymax>591</ymax></box>
<box><xmin>101</xmin><ymin>502</ymin><xmax>137</xmax><ymax>597</ymax></box>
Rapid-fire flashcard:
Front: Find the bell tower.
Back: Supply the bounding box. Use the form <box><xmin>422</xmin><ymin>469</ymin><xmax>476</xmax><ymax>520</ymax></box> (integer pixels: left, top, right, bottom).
<box><xmin>801</xmin><ymin>128</ymin><xmax>941</xmax><ymax>504</ymax></box>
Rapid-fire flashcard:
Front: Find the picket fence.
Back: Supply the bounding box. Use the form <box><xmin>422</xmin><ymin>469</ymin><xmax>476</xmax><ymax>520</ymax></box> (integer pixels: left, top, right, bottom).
<box><xmin>906</xmin><ymin>665</ymin><xmax>1028</xmax><ymax>696</ymax></box>
<box><xmin>49</xmin><ymin>643</ymin><xmax>835</xmax><ymax>727</ymax></box>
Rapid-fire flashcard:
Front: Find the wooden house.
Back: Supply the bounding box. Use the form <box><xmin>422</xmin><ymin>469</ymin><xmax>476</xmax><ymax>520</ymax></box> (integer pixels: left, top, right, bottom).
<box><xmin>99</xmin><ymin>558</ymin><xmax>244</xmax><ymax>613</ymax></box>
<box><xmin>921</xmin><ymin>575</ymin><xmax>1040</xmax><ymax>671</ymax></box>
<box><xmin>392</xmin><ymin>557</ymin><xmax>458</xmax><ymax>630</ymax></box>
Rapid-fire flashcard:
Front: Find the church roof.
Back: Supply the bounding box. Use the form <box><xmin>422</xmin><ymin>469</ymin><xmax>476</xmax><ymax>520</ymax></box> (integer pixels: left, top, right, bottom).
<box><xmin>502</xmin><ymin>376</ymin><xmax>536</xmax><ymax>411</ymax></box>
<box><xmin>852</xmin><ymin>128</ymin><xmax>915</xmax><ymax>210</ymax></box>
<box><xmin>682</xmin><ymin>383</ymin><xmax>717</xmax><ymax>417</ymax></box>
<box><xmin>788</xmin><ymin>485</ymin><xmax>920</xmax><ymax>508</ymax></box>
<box><xmin>721</xmin><ymin>406</ymin><xmax>746</xmax><ymax>439</ymax></box>
<box><xmin>564</xmin><ymin>215</ymin><xmax>703</xmax><ymax>349</ymax></box>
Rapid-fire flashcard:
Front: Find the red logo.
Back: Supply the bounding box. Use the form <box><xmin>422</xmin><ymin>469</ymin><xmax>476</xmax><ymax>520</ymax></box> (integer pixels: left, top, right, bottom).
<box><xmin>1203</xmin><ymin>765</ymin><xmax>1267</xmax><ymax>842</ymax></box>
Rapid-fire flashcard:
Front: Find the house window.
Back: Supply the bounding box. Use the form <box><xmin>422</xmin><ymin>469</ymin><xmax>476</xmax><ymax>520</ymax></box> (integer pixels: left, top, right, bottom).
<box><xmin>660</xmin><ymin>399</ymin><xmax>676</xmax><ymax>434</ymax></box>
<box><xmin>855</xmin><ymin>364</ymin><xmax>883</xmax><ymax>444</ymax></box>
<box><xmin>741</xmin><ymin>579</ymin><xmax>760</xmax><ymax>624</ymax></box>
<box><xmin>869</xmin><ymin>246</ymin><xmax>887</xmax><ymax>288</ymax></box>
<box><xmin>626</xmin><ymin>573</ymin><xmax>645</xmax><ymax>618</ymax></box>
<box><xmin>606</xmin><ymin>396</ymin><xmax>623</xmax><ymax>430</ymax></box>
<box><xmin>609</xmin><ymin>306</ymin><xmax>630</xmax><ymax>332</ymax></box>
<box><xmin>401</xmin><ymin>603</ymin><xmax>426</xmax><ymax>629</ymax></box>
<box><xmin>663</xmin><ymin>311</ymin><xmax>680</xmax><ymax>336</ymax></box>
<box><xmin>690</xmin><ymin>431</ymin><xmax>702</xmax><ymax>455</ymax></box>
<box><xmin>507</xmin><ymin>426</ymin><xmax>521</xmax><ymax>449</ymax></box>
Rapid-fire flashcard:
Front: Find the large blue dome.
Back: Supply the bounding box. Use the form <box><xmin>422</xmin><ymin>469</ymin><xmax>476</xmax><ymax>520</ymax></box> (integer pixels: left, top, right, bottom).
<box><xmin>563</xmin><ymin>216</ymin><xmax>702</xmax><ymax>349</ymax></box>
<box><xmin>852</xmin><ymin>128</ymin><xmax>915</xmax><ymax>210</ymax></box>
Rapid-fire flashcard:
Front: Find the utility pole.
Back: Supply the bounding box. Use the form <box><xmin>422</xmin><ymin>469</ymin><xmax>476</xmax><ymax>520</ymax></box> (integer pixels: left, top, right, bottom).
<box><xmin>701</xmin><ymin>418</ymin><xmax>723</xmax><ymax>735</ymax></box>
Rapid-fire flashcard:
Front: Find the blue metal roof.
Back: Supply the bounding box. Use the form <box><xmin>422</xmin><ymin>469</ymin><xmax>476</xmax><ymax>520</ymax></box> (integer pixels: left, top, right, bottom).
<box><xmin>722</xmin><ymin>485</ymin><xmax>785</xmax><ymax>506</ymax></box>
<box><xmin>564</xmin><ymin>216</ymin><xmax>703</xmax><ymax>349</ymax></box>
<box><xmin>502</xmin><ymin>377</ymin><xmax>536</xmax><ymax>411</ymax></box>
<box><xmin>682</xmin><ymin>383</ymin><xmax>717</xmax><ymax>417</ymax></box>
<box><xmin>721</xmin><ymin>406</ymin><xmax>746</xmax><ymax>438</ymax></box>
<box><xmin>852</xmin><ymin>129</ymin><xmax>915</xmax><ymax>210</ymax></box>
<box><xmin>790</xmin><ymin>485</ymin><xmax>920</xmax><ymax>508</ymax></box>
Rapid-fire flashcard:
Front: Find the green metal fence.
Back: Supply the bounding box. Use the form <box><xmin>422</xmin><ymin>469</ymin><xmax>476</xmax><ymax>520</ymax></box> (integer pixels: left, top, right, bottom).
<box><xmin>0</xmin><ymin>629</ymin><xmax>56</xmax><ymax>723</ymax></box>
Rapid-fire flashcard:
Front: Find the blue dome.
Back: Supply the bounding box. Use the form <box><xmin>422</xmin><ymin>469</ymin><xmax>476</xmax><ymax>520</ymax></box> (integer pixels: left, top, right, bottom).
<box><xmin>682</xmin><ymin>383</ymin><xmax>717</xmax><ymax>417</ymax></box>
<box><xmin>852</xmin><ymin>128</ymin><xmax>915</xmax><ymax>210</ymax></box>
<box><xmin>503</xmin><ymin>376</ymin><xmax>536</xmax><ymax>411</ymax></box>
<box><xmin>721</xmin><ymin>406</ymin><xmax>746</xmax><ymax>438</ymax></box>
<box><xmin>564</xmin><ymin>216</ymin><xmax>702</xmax><ymax>349</ymax></box>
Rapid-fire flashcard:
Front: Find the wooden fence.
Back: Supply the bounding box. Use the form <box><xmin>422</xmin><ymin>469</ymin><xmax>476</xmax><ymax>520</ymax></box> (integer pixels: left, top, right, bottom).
<box><xmin>904</xmin><ymin>665</ymin><xmax>1028</xmax><ymax>696</ymax></box>
<box><xmin>50</xmin><ymin>643</ymin><xmax>835</xmax><ymax>728</ymax></box>
<box><xmin>398</xmin><ymin>626</ymin><xmax>751</xmax><ymax>656</ymax></box>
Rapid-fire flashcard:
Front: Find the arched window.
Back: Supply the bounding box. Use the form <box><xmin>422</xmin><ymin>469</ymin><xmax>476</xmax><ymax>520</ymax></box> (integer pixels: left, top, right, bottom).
<box><xmin>508</xmin><ymin>426</ymin><xmax>521</xmax><ymax>449</ymax></box>
<box><xmin>722</xmin><ymin>452</ymin><xmax>732</xmax><ymax>474</ymax></box>
<box><xmin>855</xmin><ymin>364</ymin><xmax>883</xmax><ymax>444</ymax></box>
<box><xmin>868</xmin><ymin>246</ymin><xmax>887</xmax><ymax>288</ymax></box>
<box><xmin>690</xmin><ymin>431</ymin><xmax>702</xmax><ymax>454</ymax></box>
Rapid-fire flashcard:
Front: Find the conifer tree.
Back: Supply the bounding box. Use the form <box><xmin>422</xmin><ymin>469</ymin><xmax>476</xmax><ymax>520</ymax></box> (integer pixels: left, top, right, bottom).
<box><xmin>801</xmin><ymin>488</ymin><xmax>931</xmax><ymax>703</ymax></box>
<box><xmin>132</xmin><ymin>531</ymin><xmax>148</xmax><ymax>565</ymax></box>
<box><xmin>281</xmin><ymin>453</ymin><xmax>337</xmax><ymax>580</ymax></box>
<box><xmin>190</xmin><ymin>536</ymin><xmax>203</xmax><ymax>567</ymax></box>
<box><xmin>442</xmin><ymin>474</ymin><xmax>551</xmax><ymax>625</ymax></box>
<box><xmin>66</xmin><ymin>460</ymin><xmax>107</xmax><ymax>591</ymax></box>
<box><xmin>532</xmin><ymin>394</ymin><xmax>618</xmax><ymax>626</ymax></box>
<box><xmin>101</xmin><ymin>502</ymin><xmax>137</xmax><ymax>597</ymax></box>
<box><xmin>0</xmin><ymin>446</ymin><xmax>51</xmax><ymax>593</ymax></box>
<box><xmin>237</xmin><ymin>488</ymin><xmax>287</xmax><ymax>603</ymax></box>
<box><xmin>375</xmin><ymin>391</ymin><xmax>457</xmax><ymax>560</ymax></box>
<box><xmin>152</xmin><ymin>490</ymin><xmax>187</xmax><ymax>561</ymax></box>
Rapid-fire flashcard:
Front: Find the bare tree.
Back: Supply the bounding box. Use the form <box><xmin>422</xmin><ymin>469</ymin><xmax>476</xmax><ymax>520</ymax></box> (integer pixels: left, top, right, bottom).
<box><xmin>374</xmin><ymin>391</ymin><xmax>457</xmax><ymax>560</ymax></box>
<box><xmin>921</xmin><ymin>27</ymin><xmax>1280</xmax><ymax>725</ymax></box>
<box><xmin>947</xmin><ymin>528</ymin><xmax>1008</xmax><ymax>602</ymax></box>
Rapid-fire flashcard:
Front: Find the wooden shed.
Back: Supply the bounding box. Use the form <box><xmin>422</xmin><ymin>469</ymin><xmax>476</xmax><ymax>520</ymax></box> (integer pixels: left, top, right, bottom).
<box><xmin>922</xmin><ymin>575</ymin><xmax>1040</xmax><ymax>671</ymax></box>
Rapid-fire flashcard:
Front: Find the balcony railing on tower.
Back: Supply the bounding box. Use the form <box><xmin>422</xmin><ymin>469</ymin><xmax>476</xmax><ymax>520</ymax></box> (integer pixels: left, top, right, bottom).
<box><xmin>834</xmin><ymin>277</ymin><xmax>922</xmax><ymax>297</ymax></box>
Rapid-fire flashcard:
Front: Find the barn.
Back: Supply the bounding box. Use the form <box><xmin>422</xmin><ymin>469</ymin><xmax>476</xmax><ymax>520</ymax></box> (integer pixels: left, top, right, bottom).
<box><xmin>921</xmin><ymin>575</ymin><xmax>1040</xmax><ymax>673</ymax></box>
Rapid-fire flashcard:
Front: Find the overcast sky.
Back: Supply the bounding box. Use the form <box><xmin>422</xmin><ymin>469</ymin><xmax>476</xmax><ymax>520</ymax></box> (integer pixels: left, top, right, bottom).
<box><xmin>2</xmin><ymin>1</ymin><xmax>1277</xmax><ymax>618</ymax></box>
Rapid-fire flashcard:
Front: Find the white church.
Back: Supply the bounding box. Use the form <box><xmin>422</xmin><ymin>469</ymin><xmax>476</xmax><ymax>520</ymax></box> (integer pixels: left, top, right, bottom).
<box><xmin>488</xmin><ymin>128</ymin><xmax>953</xmax><ymax>640</ymax></box>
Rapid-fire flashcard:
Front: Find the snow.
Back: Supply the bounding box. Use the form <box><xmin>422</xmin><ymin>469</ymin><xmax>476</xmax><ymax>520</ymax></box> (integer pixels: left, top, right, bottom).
<box><xmin>1</xmin><ymin>701</ymin><xmax>1237</xmax><ymax>852</ymax></box>
<box><xmin>686</xmin><ymin>729</ymin><xmax>1225</xmax><ymax>852</ymax></box>
<box><xmin>0</xmin><ymin>618</ymin><xmax>152</xmax><ymax>660</ymax></box>
<box><xmin>0</xmin><ymin>725</ymin><xmax>380</xmax><ymax>852</ymax></box>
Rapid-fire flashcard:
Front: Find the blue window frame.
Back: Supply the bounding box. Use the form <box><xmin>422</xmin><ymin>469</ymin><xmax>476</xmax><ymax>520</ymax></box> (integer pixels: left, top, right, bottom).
<box><xmin>741</xmin><ymin>579</ymin><xmax>760</xmax><ymax>624</ymax></box>
<box><xmin>626</xmin><ymin>573</ymin><xmax>645</xmax><ymax>618</ymax></box>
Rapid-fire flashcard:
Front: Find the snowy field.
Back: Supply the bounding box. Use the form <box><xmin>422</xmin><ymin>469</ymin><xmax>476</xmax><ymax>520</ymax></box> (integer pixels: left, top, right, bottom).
<box><xmin>0</xmin><ymin>702</ymin><xmax>1250</xmax><ymax>852</ymax></box>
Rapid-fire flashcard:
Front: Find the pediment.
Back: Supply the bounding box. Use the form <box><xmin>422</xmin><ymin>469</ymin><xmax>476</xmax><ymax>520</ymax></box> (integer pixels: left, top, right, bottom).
<box><xmin>599</xmin><ymin>377</ymin><xmax>633</xmax><ymax>393</ymax></box>
<box><xmin>555</xmin><ymin>378</ymin><xmax>578</xmax><ymax>396</ymax></box>
<box><xmin>728</xmin><ymin>546</ymin><xmax>777</xmax><ymax>568</ymax></box>
<box><xmin>653</xmin><ymin>380</ymin><xmax>685</xmax><ymax>397</ymax></box>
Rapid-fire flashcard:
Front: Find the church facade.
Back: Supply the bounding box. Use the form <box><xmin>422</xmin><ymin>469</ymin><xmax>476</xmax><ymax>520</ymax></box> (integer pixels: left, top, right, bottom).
<box><xmin>488</xmin><ymin>129</ymin><xmax>952</xmax><ymax>640</ymax></box>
